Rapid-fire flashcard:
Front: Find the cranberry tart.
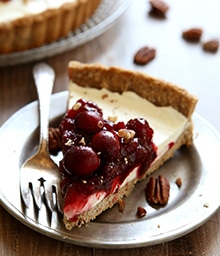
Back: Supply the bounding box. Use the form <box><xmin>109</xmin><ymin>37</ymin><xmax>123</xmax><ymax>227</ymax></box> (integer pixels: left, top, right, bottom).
<box><xmin>0</xmin><ymin>0</ymin><xmax>101</xmax><ymax>54</ymax></box>
<box><xmin>54</xmin><ymin>61</ymin><xmax>197</xmax><ymax>229</ymax></box>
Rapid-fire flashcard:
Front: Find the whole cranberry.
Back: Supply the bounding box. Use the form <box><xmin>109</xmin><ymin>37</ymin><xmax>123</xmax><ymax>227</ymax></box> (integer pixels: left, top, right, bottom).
<box><xmin>61</xmin><ymin>130</ymin><xmax>83</xmax><ymax>154</ymax></box>
<box><xmin>113</xmin><ymin>121</ymin><xmax>126</xmax><ymax>131</ymax></box>
<box><xmin>67</xmin><ymin>99</ymin><xmax>103</xmax><ymax>119</ymax></box>
<box><xmin>91</xmin><ymin>130</ymin><xmax>120</xmax><ymax>161</ymax></box>
<box><xmin>127</xmin><ymin>118</ymin><xmax>153</xmax><ymax>143</ymax></box>
<box><xmin>63</xmin><ymin>145</ymin><xmax>100</xmax><ymax>176</ymax></box>
<box><xmin>59</xmin><ymin>117</ymin><xmax>75</xmax><ymax>134</ymax></box>
<box><xmin>75</xmin><ymin>111</ymin><xmax>104</xmax><ymax>134</ymax></box>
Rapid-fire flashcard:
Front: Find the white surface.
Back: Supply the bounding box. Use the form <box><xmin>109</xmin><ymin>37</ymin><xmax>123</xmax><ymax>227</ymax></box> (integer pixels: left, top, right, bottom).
<box><xmin>94</xmin><ymin>0</ymin><xmax>220</xmax><ymax>134</ymax></box>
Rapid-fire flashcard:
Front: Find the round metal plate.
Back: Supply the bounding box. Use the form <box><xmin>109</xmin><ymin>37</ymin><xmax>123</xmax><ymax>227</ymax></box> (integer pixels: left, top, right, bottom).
<box><xmin>0</xmin><ymin>91</ymin><xmax>220</xmax><ymax>248</ymax></box>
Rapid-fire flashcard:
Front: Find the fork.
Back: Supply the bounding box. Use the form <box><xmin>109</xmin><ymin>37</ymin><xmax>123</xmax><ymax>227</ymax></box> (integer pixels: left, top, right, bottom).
<box><xmin>20</xmin><ymin>62</ymin><xmax>62</xmax><ymax>214</ymax></box>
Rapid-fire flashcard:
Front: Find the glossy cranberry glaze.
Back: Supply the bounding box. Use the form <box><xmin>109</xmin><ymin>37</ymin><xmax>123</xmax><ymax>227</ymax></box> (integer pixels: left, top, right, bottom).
<box><xmin>59</xmin><ymin>98</ymin><xmax>157</xmax><ymax>216</ymax></box>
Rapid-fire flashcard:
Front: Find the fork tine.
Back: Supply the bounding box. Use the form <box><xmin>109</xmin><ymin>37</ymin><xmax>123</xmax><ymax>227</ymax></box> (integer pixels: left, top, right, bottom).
<box><xmin>53</xmin><ymin>184</ymin><xmax>63</xmax><ymax>214</ymax></box>
<box><xmin>20</xmin><ymin>63</ymin><xmax>63</xmax><ymax>216</ymax></box>
<box><xmin>44</xmin><ymin>185</ymin><xmax>55</xmax><ymax>212</ymax></box>
<box><xmin>44</xmin><ymin>183</ymin><xmax>63</xmax><ymax>213</ymax></box>
<box><xmin>20</xmin><ymin>182</ymin><xmax>31</xmax><ymax>209</ymax></box>
<box><xmin>30</xmin><ymin>179</ymin><xmax>43</xmax><ymax>210</ymax></box>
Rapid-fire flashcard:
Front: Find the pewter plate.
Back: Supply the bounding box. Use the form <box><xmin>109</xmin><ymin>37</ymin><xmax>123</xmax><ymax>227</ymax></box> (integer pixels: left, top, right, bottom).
<box><xmin>0</xmin><ymin>0</ymin><xmax>132</xmax><ymax>67</ymax></box>
<box><xmin>0</xmin><ymin>91</ymin><xmax>220</xmax><ymax>249</ymax></box>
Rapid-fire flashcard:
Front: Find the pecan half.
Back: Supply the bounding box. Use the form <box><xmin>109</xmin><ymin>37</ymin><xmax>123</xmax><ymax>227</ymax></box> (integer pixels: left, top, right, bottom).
<box><xmin>182</xmin><ymin>28</ymin><xmax>203</xmax><ymax>42</ymax></box>
<box><xmin>149</xmin><ymin>0</ymin><xmax>169</xmax><ymax>16</ymax></box>
<box><xmin>134</xmin><ymin>46</ymin><xmax>156</xmax><ymax>65</ymax></box>
<box><xmin>203</xmin><ymin>39</ymin><xmax>219</xmax><ymax>53</ymax></box>
<box><xmin>145</xmin><ymin>175</ymin><xmax>170</xmax><ymax>206</ymax></box>
<box><xmin>48</xmin><ymin>127</ymin><xmax>62</xmax><ymax>155</ymax></box>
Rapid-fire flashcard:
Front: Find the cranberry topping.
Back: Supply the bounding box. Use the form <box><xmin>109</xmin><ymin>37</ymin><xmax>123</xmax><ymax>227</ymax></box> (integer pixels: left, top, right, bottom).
<box><xmin>75</xmin><ymin>111</ymin><xmax>104</xmax><ymax>134</ymax></box>
<box><xmin>127</xmin><ymin>118</ymin><xmax>154</xmax><ymax>145</ymax></box>
<box><xmin>63</xmin><ymin>145</ymin><xmax>100</xmax><ymax>176</ymax></box>
<box><xmin>91</xmin><ymin>130</ymin><xmax>120</xmax><ymax>161</ymax></box>
<box><xmin>58</xmin><ymin>98</ymin><xmax>157</xmax><ymax>213</ymax></box>
<box><xmin>66</xmin><ymin>98</ymin><xmax>102</xmax><ymax>119</ymax></box>
<box><xmin>168</xmin><ymin>142</ymin><xmax>174</xmax><ymax>149</ymax></box>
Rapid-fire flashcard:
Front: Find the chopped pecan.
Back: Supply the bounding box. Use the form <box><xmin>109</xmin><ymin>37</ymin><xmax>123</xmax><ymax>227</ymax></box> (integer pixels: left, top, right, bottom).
<box><xmin>48</xmin><ymin>127</ymin><xmax>62</xmax><ymax>155</ymax></box>
<box><xmin>175</xmin><ymin>177</ymin><xmax>182</xmax><ymax>188</ymax></box>
<box><xmin>182</xmin><ymin>28</ymin><xmax>203</xmax><ymax>42</ymax></box>
<box><xmin>134</xmin><ymin>46</ymin><xmax>156</xmax><ymax>65</ymax></box>
<box><xmin>145</xmin><ymin>175</ymin><xmax>170</xmax><ymax>206</ymax></box>
<box><xmin>118</xmin><ymin>198</ymin><xmax>125</xmax><ymax>212</ymax></box>
<box><xmin>202</xmin><ymin>39</ymin><xmax>219</xmax><ymax>53</ymax></box>
<box><xmin>118</xmin><ymin>128</ymin><xmax>135</xmax><ymax>142</ymax></box>
<box><xmin>136</xmin><ymin>207</ymin><xmax>147</xmax><ymax>218</ymax></box>
<box><xmin>149</xmin><ymin>0</ymin><xmax>169</xmax><ymax>16</ymax></box>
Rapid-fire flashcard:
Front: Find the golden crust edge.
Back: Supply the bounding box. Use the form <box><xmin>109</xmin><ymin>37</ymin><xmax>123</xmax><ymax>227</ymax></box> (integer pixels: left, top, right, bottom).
<box><xmin>68</xmin><ymin>61</ymin><xmax>198</xmax><ymax>119</ymax></box>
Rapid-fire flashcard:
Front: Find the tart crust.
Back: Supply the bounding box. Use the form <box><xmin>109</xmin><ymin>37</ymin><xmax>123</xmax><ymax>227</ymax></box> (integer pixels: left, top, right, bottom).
<box><xmin>0</xmin><ymin>0</ymin><xmax>101</xmax><ymax>54</ymax></box>
<box><xmin>64</xmin><ymin>61</ymin><xmax>198</xmax><ymax>229</ymax></box>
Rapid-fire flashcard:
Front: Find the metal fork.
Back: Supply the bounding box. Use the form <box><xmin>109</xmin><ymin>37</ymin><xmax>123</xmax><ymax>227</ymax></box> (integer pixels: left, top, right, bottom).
<box><xmin>20</xmin><ymin>62</ymin><xmax>62</xmax><ymax>214</ymax></box>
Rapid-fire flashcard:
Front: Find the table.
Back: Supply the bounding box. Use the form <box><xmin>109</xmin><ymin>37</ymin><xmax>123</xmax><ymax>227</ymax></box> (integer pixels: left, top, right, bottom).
<box><xmin>1</xmin><ymin>0</ymin><xmax>220</xmax><ymax>255</ymax></box>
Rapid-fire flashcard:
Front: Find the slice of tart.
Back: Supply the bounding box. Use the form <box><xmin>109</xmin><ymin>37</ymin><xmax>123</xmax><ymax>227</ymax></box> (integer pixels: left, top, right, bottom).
<box><xmin>57</xmin><ymin>61</ymin><xmax>197</xmax><ymax>229</ymax></box>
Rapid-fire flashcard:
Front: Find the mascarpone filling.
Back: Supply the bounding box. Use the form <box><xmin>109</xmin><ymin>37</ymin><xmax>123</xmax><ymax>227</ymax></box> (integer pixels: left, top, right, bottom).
<box><xmin>64</xmin><ymin>82</ymin><xmax>188</xmax><ymax>220</ymax></box>
<box><xmin>0</xmin><ymin>0</ymin><xmax>76</xmax><ymax>23</ymax></box>
<box><xmin>68</xmin><ymin>82</ymin><xmax>188</xmax><ymax>156</ymax></box>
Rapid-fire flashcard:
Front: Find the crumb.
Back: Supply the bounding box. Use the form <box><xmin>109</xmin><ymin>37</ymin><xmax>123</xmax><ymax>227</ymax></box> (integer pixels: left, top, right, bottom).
<box><xmin>175</xmin><ymin>177</ymin><xmax>182</xmax><ymax>188</ymax></box>
<box><xmin>136</xmin><ymin>207</ymin><xmax>147</xmax><ymax>218</ymax></box>
<box><xmin>203</xmin><ymin>203</ymin><xmax>209</xmax><ymax>208</ymax></box>
<box><xmin>108</xmin><ymin>115</ymin><xmax>118</xmax><ymax>123</ymax></box>
<box><xmin>118</xmin><ymin>199</ymin><xmax>125</xmax><ymax>212</ymax></box>
<box><xmin>102</xmin><ymin>93</ymin><xmax>108</xmax><ymax>99</ymax></box>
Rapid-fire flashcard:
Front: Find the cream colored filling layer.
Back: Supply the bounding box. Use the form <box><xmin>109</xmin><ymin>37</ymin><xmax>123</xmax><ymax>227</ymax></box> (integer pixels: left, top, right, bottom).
<box><xmin>0</xmin><ymin>0</ymin><xmax>76</xmax><ymax>23</ymax></box>
<box><xmin>65</xmin><ymin>82</ymin><xmax>188</xmax><ymax>220</ymax></box>
<box><xmin>68</xmin><ymin>82</ymin><xmax>188</xmax><ymax>156</ymax></box>
<box><xmin>66</xmin><ymin>192</ymin><xmax>107</xmax><ymax>219</ymax></box>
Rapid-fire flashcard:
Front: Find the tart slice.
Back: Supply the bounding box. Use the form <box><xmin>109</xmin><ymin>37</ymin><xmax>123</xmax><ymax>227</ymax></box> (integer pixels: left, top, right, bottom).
<box><xmin>58</xmin><ymin>61</ymin><xmax>197</xmax><ymax>229</ymax></box>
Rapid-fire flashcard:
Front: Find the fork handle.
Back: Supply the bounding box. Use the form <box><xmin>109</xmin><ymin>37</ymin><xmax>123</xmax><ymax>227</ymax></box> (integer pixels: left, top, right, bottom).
<box><xmin>33</xmin><ymin>63</ymin><xmax>55</xmax><ymax>154</ymax></box>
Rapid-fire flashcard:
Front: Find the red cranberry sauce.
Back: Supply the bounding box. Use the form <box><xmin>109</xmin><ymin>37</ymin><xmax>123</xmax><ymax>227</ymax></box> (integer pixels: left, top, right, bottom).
<box><xmin>59</xmin><ymin>99</ymin><xmax>157</xmax><ymax>214</ymax></box>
